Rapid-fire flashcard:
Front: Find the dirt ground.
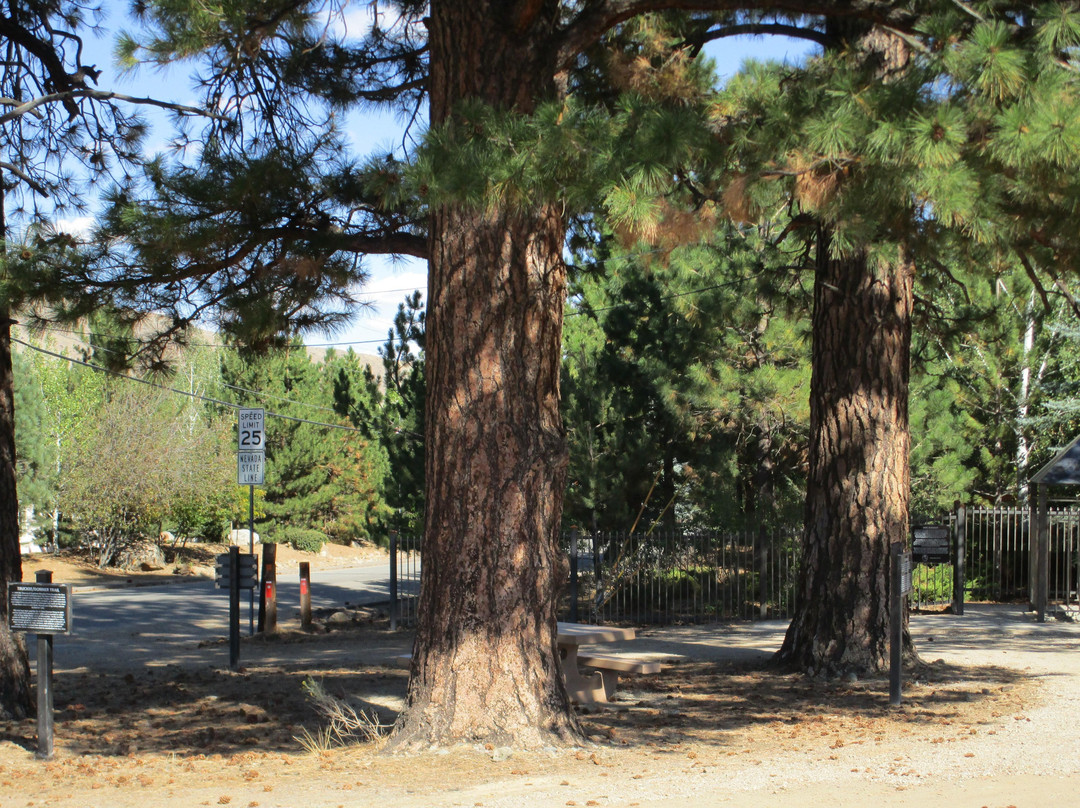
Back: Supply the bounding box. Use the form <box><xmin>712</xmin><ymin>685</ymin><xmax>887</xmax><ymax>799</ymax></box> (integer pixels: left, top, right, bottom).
<box><xmin>20</xmin><ymin>540</ymin><xmax>388</xmax><ymax>588</ymax></box>
<box><xmin>2</xmin><ymin>550</ymin><xmax>1078</xmax><ymax>808</ymax></box>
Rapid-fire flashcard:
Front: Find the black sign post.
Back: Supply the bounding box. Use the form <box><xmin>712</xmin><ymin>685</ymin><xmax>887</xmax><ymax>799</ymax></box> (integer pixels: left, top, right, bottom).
<box><xmin>890</xmin><ymin>543</ymin><xmax>912</xmax><ymax>707</ymax></box>
<box><xmin>215</xmin><ymin>548</ymin><xmax>257</xmax><ymax>670</ymax></box>
<box><xmin>8</xmin><ymin>570</ymin><xmax>72</xmax><ymax>760</ymax></box>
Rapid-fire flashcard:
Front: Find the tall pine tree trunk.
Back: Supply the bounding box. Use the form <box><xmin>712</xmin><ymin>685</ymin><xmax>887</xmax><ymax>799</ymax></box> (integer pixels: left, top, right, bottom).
<box><xmin>776</xmin><ymin>228</ymin><xmax>913</xmax><ymax>675</ymax></box>
<box><xmin>0</xmin><ymin>189</ymin><xmax>34</xmax><ymax>718</ymax></box>
<box><xmin>390</xmin><ymin>1</ymin><xmax>581</xmax><ymax>748</ymax></box>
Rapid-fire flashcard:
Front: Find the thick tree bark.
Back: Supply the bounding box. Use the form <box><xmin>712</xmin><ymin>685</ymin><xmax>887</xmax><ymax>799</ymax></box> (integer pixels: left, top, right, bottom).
<box><xmin>389</xmin><ymin>1</ymin><xmax>581</xmax><ymax>749</ymax></box>
<box><xmin>776</xmin><ymin>229</ymin><xmax>913</xmax><ymax>675</ymax></box>
<box><xmin>0</xmin><ymin>183</ymin><xmax>34</xmax><ymax>718</ymax></box>
<box><xmin>0</xmin><ymin>309</ymin><xmax>33</xmax><ymax>719</ymax></box>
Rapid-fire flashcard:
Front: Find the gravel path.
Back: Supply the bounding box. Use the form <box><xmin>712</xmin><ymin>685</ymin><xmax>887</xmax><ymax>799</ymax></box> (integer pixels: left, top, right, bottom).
<box><xmin>461</xmin><ymin>604</ymin><xmax>1080</xmax><ymax>808</ymax></box>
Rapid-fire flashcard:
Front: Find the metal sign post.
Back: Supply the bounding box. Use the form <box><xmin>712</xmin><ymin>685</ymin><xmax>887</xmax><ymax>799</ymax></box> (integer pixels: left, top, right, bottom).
<box><xmin>890</xmin><ymin>542</ymin><xmax>912</xmax><ymax>707</ymax></box>
<box><xmin>238</xmin><ymin>408</ymin><xmax>265</xmax><ymax>635</ymax></box>
<box><xmin>215</xmin><ymin>548</ymin><xmax>257</xmax><ymax>670</ymax></box>
<box><xmin>9</xmin><ymin>570</ymin><xmax>72</xmax><ymax>759</ymax></box>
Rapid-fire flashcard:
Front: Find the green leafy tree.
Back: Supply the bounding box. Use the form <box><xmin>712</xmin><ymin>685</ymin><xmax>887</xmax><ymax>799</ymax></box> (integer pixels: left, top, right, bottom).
<box><xmin>11</xmin><ymin>350</ymin><xmax>55</xmax><ymax>539</ymax></box>
<box><xmin>60</xmin><ymin>381</ymin><xmax>233</xmax><ymax>566</ymax></box>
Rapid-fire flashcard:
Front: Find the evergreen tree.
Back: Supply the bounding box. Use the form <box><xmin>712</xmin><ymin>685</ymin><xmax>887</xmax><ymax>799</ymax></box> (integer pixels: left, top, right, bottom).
<box><xmin>220</xmin><ymin>342</ymin><xmax>390</xmax><ymax>546</ymax></box>
<box><xmin>376</xmin><ymin>293</ymin><xmax>426</xmax><ymax>534</ymax></box>
<box><xmin>562</xmin><ymin>228</ymin><xmax>810</xmax><ymax>532</ymax></box>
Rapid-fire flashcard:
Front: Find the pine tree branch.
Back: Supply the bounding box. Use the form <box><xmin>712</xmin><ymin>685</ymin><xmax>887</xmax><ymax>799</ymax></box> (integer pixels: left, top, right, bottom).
<box><xmin>557</xmin><ymin>0</ymin><xmax>920</xmax><ymax>68</ymax></box>
<box><xmin>0</xmin><ymin>161</ymin><xmax>49</xmax><ymax>195</ymax></box>
<box><xmin>0</xmin><ymin>12</ymin><xmax>79</xmax><ymax>116</ymax></box>
<box><xmin>1016</xmin><ymin>250</ymin><xmax>1054</xmax><ymax>314</ymax></box>
<box><xmin>684</xmin><ymin>22</ymin><xmax>832</xmax><ymax>51</ymax></box>
<box><xmin>0</xmin><ymin>88</ymin><xmax>224</xmax><ymax>126</ymax></box>
<box><xmin>925</xmin><ymin>257</ymin><xmax>972</xmax><ymax>306</ymax></box>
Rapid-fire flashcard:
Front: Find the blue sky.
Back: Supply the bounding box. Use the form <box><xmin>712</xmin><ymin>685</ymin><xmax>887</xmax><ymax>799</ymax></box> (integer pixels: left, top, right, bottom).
<box><xmin>71</xmin><ymin>5</ymin><xmax>816</xmax><ymax>352</ymax></box>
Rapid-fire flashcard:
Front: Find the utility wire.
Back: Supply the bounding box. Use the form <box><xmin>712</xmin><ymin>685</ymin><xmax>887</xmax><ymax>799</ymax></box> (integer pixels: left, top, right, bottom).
<box><xmin>29</xmin><ymin>323</ymin><xmax>395</xmax><ymax>349</ymax></box>
<box><xmin>22</xmin><ymin>327</ymin><xmax>382</xmax><ymax>417</ymax></box>
<box><xmin>13</xmin><ymin>337</ymin><xmax>373</xmax><ymax>435</ymax></box>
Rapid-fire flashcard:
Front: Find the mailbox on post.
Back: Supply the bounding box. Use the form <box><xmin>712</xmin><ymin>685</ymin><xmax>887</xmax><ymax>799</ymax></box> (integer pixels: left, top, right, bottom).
<box><xmin>215</xmin><ymin>552</ymin><xmax>257</xmax><ymax>590</ymax></box>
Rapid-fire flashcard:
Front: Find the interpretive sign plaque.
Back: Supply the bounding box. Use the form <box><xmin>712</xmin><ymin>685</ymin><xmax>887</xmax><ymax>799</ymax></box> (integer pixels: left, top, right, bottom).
<box><xmin>912</xmin><ymin>525</ymin><xmax>951</xmax><ymax>564</ymax></box>
<box><xmin>8</xmin><ymin>582</ymin><xmax>72</xmax><ymax>635</ymax></box>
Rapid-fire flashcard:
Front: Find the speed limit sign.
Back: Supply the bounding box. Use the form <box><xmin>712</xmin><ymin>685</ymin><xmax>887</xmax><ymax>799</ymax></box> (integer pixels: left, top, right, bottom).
<box><xmin>238</xmin><ymin>408</ymin><xmax>265</xmax><ymax>450</ymax></box>
<box><xmin>237</xmin><ymin>409</ymin><xmax>265</xmax><ymax>485</ymax></box>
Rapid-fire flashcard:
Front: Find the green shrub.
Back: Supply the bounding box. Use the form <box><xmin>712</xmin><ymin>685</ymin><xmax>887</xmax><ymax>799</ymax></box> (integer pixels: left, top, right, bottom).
<box><xmin>270</xmin><ymin>527</ymin><xmax>328</xmax><ymax>554</ymax></box>
<box><xmin>912</xmin><ymin>562</ymin><xmax>953</xmax><ymax>603</ymax></box>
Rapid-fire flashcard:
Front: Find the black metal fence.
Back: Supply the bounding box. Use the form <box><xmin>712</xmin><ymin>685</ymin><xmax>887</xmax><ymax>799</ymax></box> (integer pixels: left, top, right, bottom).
<box><xmin>905</xmin><ymin>506</ymin><xmax>1080</xmax><ymax>611</ymax></box>
<box><xmin>389</xmin><ymin>505</ymin><xmax>1080</xmax><ymax>627</ymax></box>
<box><xmin>963</xmin><ymin>506</ymin><xmax>1079</xmax><ymax>608</ymax></box>
<box><xmin>388</xmin><ymin>531</ymin><xmax>422</xmax><ymax>629</ymax></box>
<box><xmin>561</xmin><ymin>527</ymin><xmax>801</xmax><ymax>624</ymax></box>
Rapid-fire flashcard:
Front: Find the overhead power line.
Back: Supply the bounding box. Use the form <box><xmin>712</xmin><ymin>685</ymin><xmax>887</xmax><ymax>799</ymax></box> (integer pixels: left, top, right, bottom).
<box><xmin>13</xmin><ymin>337</ymin><xmax>371</xmax><ymax>435</ymax></box>
<box><xmin>29</xmin><ymin>323</ymin><xmax>395</xmax><ymax>349</ymax></box>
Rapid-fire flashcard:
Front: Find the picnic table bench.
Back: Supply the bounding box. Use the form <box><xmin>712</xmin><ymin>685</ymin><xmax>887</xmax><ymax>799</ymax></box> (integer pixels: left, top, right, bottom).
<box><xmin>556</xmin><ymin>621</ymin><xmax>663</xmax><ymax>704</ymax></box>
<box><xmin>391</xmin><ymin>622</ymin><xmax>664</xmax><ymax>705</ymax></box>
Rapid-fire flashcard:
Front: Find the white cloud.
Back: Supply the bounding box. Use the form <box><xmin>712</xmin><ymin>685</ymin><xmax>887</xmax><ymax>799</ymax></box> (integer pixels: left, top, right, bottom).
<box><xmin>53</xmin><ymin>216</ymin><xmax>95</xmax><ymax>237</ymax></box>
<box><xmin>328</xmin><ymin>1</ymin><xmax>410</xmax><ymax>40</ymax></box>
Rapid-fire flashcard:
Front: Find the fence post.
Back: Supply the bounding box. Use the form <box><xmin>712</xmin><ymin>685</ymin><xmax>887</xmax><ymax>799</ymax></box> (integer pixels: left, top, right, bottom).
<box><xmin>389</xmin><ymin>530</ymin><xmax>399</xmax><ymax>631</ymax></box>
<box><xmin>757</xmin><ymin>524</ymin><xmax>769</xmax><ymax>618</ymax></box>
<box><xmin>569</xmin><ymin>530</ymin><xmax>579</xmax><ymax>623</ymax></box>
<box><xmin>1036</xmin><ymin>485</ymin><xmax>1048</xmax><ymax>622</ymax></box>
<box><xmin>953</xmin><ymin>501</ymin><xmax>966</xmax><ymax>616</ymax></box>
<box><xmin>592</xmin><ymin>530</ymin><xmax>604</xmax><ymax>622</ymax></box>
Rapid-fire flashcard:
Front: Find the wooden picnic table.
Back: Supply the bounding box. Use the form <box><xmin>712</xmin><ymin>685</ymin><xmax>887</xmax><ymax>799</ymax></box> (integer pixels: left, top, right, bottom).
<box><xmin>556</xmin><ymin>621</ymin><xmax>636</xmax><ymax>704</ymax></box>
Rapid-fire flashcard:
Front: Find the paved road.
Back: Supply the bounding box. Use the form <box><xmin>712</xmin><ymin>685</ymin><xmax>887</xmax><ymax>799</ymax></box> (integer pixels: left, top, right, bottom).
<box><xmin>34</xmin><ymin>561</ymin><xmax>409</xmax><ymax>671</ymax></box>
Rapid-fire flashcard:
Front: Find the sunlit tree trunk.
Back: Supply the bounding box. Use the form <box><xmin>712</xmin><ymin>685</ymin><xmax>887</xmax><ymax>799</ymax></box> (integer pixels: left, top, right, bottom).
<box><xmin>390</xmin><ymin>0</ymin><xmax>581</xmax><ymax>749</ymax></box>
<box><xmin>777</xmin><ymin>228</ymin><xmax>913</xmax><ymax>675</ymax></box>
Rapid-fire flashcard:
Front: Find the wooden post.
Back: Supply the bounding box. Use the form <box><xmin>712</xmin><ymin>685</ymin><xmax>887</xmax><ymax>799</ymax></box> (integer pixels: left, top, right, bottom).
<box><xmin>34</xmin><ymin>570</ymin><xmax>54</xmax><ymax>760</ymax></box>
<box><xmin>299</xmin><ymin>562</ymin><xmax>312</xmax><ymax>631</ymax></box>
<box><xmin>258</xmin><ymin>542</ymin><xmax>277</xmax><ymax>634</ymax></box>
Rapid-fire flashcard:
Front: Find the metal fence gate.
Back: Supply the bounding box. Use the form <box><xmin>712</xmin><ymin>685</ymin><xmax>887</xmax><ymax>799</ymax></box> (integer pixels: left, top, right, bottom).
<box><xmin>561</xmin><ymin>527</ymin><xmax>801</xmax><ymax>624</ymax></box>
<box><xmin>963</xmin><ymin>506</ymin><xmax>1080</xmax><ymax>609</ymax></box>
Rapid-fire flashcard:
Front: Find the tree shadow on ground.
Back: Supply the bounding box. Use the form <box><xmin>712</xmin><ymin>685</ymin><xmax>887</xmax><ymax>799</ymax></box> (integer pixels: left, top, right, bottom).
<box><xmin>0</xmin><ymin>619</ymin><xmax>1040</xmax><ymax>761</ymax></box>
<box><xmin>0</xmin><ymin>626</ymin><xmax>412</xmax><ymax>759</ymax></box>
<box><xmin>577</xmin><ymin>656</ymin><xmax>1034</xmax><ymax>750</ymax></box>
